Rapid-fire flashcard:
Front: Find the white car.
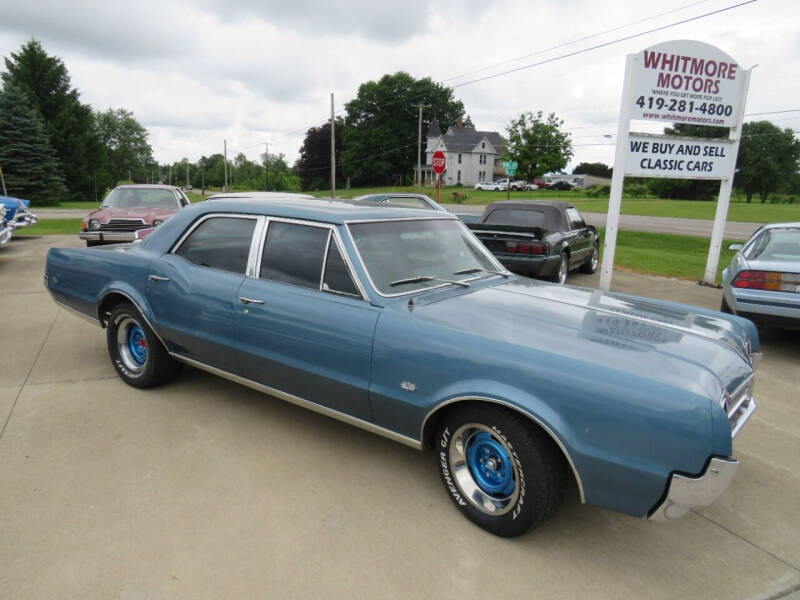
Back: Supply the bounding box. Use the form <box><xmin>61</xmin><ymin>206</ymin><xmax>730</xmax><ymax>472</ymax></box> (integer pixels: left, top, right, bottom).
<box><xmin>474</xmin><ymin>181</ymin><xmax>504</xmax><ymax>191</ymax></box>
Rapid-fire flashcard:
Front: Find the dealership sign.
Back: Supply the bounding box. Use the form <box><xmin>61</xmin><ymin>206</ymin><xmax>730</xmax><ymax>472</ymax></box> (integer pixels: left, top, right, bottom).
<box><xmin>625</xmin><ymin>133</ymin><xmax>735</xmax><ymax>179</ymax></box>
<box><xmin>629</xmin><ymin>40</ymin><xmax>746</xmax><ymax>128</ymax></box>
<box><xmin>600</xmin><ymin>40</ymin><xmax>752</xmax><ymax>291</ymax></box>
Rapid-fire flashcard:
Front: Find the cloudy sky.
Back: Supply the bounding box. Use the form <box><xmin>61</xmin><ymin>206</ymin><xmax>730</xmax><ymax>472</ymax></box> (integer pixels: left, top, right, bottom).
<box><xmin>1</xmin><ymin>0</ymin><xmax>797</xmax><ymax>171</ymax></box>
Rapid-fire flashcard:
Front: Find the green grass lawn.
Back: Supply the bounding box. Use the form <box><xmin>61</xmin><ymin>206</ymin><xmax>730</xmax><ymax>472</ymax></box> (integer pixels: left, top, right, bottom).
<box><xmin>598</xmin><ymin>228</ymin><xmax>736</xmax><ymax>283</ymax></box>
<box><xmin>16</xmin><ymin>217</ymin><xmax>731</xmax><ymax>283</ymax></box>
<box><xmin>309</xmin><ymin>186</ymin><xmax>799</xmax><ymax>223</ymax></box>
<box><xmin>14</xmin><ymin>218</ymin><xmax>83</xmax><ymax>236</ymax></box>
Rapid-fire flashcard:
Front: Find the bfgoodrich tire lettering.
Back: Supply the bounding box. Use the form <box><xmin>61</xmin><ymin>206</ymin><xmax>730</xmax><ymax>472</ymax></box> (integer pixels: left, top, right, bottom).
<box><xmin>436</xmin><ymin>404</ymin><xmax>566</xmax><ymax>537</ymax></box>
<box><xmin>107</xmin><ymin>302</ymin><xmax>180</xmax><ymax>389</ymax></box>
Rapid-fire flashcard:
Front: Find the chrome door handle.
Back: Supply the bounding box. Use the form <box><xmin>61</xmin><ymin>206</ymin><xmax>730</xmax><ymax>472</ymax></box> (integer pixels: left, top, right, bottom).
<box><xmin>148</xmin><ymin>275</ymin><xmax>170</xmax><ymax>282</ymax></box>
<box><xmin>239</xmin><ymin>297</ymin><xmax>264</xmax><ymax>305</ymax></box>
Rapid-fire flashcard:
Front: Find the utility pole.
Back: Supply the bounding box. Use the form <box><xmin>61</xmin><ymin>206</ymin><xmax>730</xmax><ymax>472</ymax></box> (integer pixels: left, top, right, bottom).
<box><xmin>330</xmin><ymin>92</ymin><xmax>336</xmax><ymax>199</ymax></box>
<box><xmin>264</xmin><ymin>142</ymin><xmax>269</xmax><ymax>192</ymax></box>
<box><xmin>186</xmin><ymin>161</ymin><xmax>189</xmax><ymax>188</ymax></box>
<box><xmin>223</xmin><ymin>139</ymin><xmax>228</xmax><ymax>192</ymax></box>
<box><xmin>413</xmin><ymin>104</ymin><xmax>430</xmax><ymax>187</ymax></box>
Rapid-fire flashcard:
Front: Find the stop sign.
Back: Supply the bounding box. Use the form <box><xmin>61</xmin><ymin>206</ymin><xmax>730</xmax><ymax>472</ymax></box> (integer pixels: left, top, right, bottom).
<box><xmin>432</xmin><ymin>151</ymin><xmax>446</xmax><ymax>175</ymax></box>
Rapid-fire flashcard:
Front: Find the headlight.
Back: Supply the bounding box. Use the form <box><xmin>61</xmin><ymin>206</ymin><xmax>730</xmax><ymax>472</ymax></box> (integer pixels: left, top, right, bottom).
<box><xmin>152</xmin><ymin>219</ymin><xmax>163</xmax><ymax>228</ymax></box>
<box><xmin>88</xmin><ymin>219</ymin><xmax>100</xmax><ymax>230</ymax></box>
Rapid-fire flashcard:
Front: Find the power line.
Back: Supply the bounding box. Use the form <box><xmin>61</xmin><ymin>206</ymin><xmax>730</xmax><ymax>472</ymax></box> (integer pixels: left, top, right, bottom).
<box><xmin>452</xmin><ymin>0</ymin><xmax>759</xmax><ymax>89</ymax></box>
<box><xmin>744</xmin><ymin>109</ymin><xmax>800</xmax><ymax>117</ymax></box>
<box><xmin>442</xmin><ymin>0</ymin><xmax>714</xmax><ymax>84</ymax></box>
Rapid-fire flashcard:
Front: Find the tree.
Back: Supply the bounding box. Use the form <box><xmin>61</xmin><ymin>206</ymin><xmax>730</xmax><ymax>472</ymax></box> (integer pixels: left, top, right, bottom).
<box><xmin>735</xmin><ymin>121</ymin><xmax>800</xmax><ymax>203</ymax></box>
<box><xmin>0</xmin><ymin>84</ymin><xmax>66</xmax><ymax>205</ymax></box>
<box><xmin>296</xmin><ymin>121</ymin><xmax>343</xmax><ymax>190</ymax></box>
<box><xmin>95</xmin><ymin>108</ymin><xmax>154</xmax><ymax>189</ymax></box>
<box><xmin>573</xmin><ymin>162</ymin><xmax>612</xmax><ymax>178</ymax></box>
<box><xmin>342</xmin><ymin>72</ymin><xmax>464</xmax><ymax>186</ymax></box>
<box><xmin>505</xmin><ymin>111</ymin><xmax>572</xmax><ymax>180</ymax></box>
<box><xmin>2</xmin><ymin>39</ymin><xmax>101</xmax><ymax>202</ymax></box>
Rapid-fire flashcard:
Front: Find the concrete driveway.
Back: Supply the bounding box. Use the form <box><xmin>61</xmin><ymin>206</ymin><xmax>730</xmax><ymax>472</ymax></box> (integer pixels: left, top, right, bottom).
<box><xmin>1</xmin><ymin>235</ymin><xmax>799</xmax><ymax>599</ymax></box>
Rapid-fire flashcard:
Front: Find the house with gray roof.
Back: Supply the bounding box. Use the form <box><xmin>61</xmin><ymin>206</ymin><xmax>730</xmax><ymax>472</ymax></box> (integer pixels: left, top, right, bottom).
<box><xmin>417</xmin><ymin>119</ymin><xmax>506</xmax><ymax>187</ymax></box>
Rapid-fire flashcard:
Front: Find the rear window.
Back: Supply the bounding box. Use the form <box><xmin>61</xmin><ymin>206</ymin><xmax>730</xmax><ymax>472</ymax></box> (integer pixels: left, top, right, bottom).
<box><xmin>483</xmin><ymin>207</ymin><xmax>563</xmax><ymax>230</ymax></box>
<box><xmin>747</xmin><ymin>228</ymin><xmax>800</xmax><ymax>261</ymax></box>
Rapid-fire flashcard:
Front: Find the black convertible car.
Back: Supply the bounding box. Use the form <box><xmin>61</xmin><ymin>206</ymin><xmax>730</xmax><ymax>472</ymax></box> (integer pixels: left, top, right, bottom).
<box><xmin>466</xmin><ymin>201</ymin><xmax>599</xmax><ymax>284</ymax></box>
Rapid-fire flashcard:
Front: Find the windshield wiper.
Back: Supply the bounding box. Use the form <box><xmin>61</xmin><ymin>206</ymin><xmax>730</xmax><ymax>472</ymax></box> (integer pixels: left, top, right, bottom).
<box><xmin>389</xmin><ymin>275</ymin><xmax>470</xmax><ymax>288</ymax></box>
<box><xmin>453</xmin><ymin>267</ymin><xmax>509</xmax><ymax>278</ymax></box>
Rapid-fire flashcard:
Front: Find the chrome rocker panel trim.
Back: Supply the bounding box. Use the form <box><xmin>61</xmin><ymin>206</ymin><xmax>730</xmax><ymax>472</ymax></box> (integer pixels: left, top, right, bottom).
<box><xmin>648</xmin><ymin>457</ymin><xmax>738</xmax><ymax>522</ymax></box>
<box><xmin>79</xmin><ymin>231</ymin><xmax>137</xmax><ymax>242</ymax></box>
<box><xmin>170</xmin><ymin>354</ymin><xmax>422</xmax><ymax>450</ymax></box>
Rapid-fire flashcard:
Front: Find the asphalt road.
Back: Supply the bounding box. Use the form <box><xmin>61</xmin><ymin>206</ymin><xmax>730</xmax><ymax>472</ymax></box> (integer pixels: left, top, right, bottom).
<box><xmin>37</xmin><ymin>206</ymin><xmax>762</xmax><ymax>240</ymax></box>
<box><xmin>448</xmin><ymin>204</ymin><xmax>761</xmax><ymax>240</ymax></box>
<box><xmin>1</xmin><ymin>235</ymin><xmax>799</xmax><ymax>599</ymax></box>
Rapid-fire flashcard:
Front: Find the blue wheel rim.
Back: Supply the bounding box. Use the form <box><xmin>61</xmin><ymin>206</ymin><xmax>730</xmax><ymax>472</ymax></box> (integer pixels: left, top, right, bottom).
<box><xmin>466</xmin><ymin>431</ymin><xmax>515</xmax><ymax>497</ymax></box>
<box><xmin>127</xmin><ymin>324</ymin><xmax>147</xmax><ymax>365</ymax></box>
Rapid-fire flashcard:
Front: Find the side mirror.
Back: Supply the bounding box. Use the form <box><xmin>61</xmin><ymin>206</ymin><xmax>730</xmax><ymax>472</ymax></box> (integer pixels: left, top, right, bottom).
<box><xmin>727</xmin><ymin>243</ymin><xmax>743</xmax><ymax>251</ymax></box>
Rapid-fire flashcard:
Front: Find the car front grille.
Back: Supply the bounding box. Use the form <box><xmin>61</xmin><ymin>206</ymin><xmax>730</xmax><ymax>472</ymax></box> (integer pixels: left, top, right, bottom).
<box><xmin>100</xmin><ymin>219</ymin><xmax>149</xmax><ymax>232</ymax></box>
<box><xmin>726</xmin><ymin>375</ymin><xmax>756</xmax><ymax>438</ymax></box>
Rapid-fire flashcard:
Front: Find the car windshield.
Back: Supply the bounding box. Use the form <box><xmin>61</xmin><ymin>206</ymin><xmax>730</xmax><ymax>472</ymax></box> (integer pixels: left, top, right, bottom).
<box><xmin>102</xmin><ymin>188</ymin><xmax>179</xmax><ymax>209</ymax></box>
<box><xmin>483</xmin><ymin>207</ymin><xmax>563</xmax><ymax>229</ymax></box>
<box><xmin>747</xmin><ymin>228</ymin><xmax>800</xmax><ymax>261</ymax></box>
<box><xmin>348</xmin><ymin>219</ymin><xmax>502</xmax><ymax>295</ymax></box>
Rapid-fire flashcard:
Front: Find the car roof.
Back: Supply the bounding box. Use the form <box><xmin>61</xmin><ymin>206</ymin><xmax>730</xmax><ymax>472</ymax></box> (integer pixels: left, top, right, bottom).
<box><xmin>207</xmin><ymin>191</ymin><xmax>315</xmax><ymax>200</ymax></box>
<box><xmin>115</xmin><ymin>184</ymin><xmax>181</xmax><ymax>190</ymax></box>
<box><xmin>485</xmin><ymin>200</ymin><xmax>573</xmax><ymax>210</ymax></box>
<box><xmin>760</xmin><ymin>222</ymin><xmax>800</xmax><ymax>230</ymax></box>
<box><xmin>192</xmin><ymin>196</ymin><xmax>457</xmax><ymax>224</ymax></box>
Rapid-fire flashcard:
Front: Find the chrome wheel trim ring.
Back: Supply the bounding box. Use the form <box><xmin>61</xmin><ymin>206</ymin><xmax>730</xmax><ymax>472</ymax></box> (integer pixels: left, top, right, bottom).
<box><xmin>558</xmin><ymin>255</ymin><xmax>568</xmax><ymax>284</ymax></box>
<box><xmin>590</xmin><ymin>245</ymin><xmax>599</xmax><ymax>270</ymax></box>
<box><xmin>448</xmin><ymin>423</ymin><xmax>520</xmax><ymax>516</ymax></box>
<box><xmin>116</xmin><ymin>316</ymin><xmax>147</xmax><ymax>373</ymax></box>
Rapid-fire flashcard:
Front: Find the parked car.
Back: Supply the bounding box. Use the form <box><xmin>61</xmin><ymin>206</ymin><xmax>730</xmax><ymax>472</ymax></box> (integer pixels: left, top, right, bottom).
<box><xmin>79</xmin><ymin>184</ymin><xmax>190</xmax><ymax>246</ymax></box>
<box><xmin>46</xmin><ymin>195</ymin><xmax>759</xmax><ymax>537</ymax></box>
<box><xmin>546</xmin><ymin>180</ymin><xmax>573</xmax><ymax>191</ymax></box>
<box><xmin>0</xmin><ymin>205</ymin><xmax>14</xmax><ymax>246</ymax></box>
<box><xmin>510</xmin><ymin>180</ymin><xmax>528</xmax><ymax>191</ymax></box>
<box><xmin>0</xmin><ymin>196</ymin><xmax>37</xmax><ymax>229</ymax></box>
<box><xmin>721</xmin><ymin>222</ymin><xmax>800</xmax><ymax>329</ymax></box>
<box><xmin>351</xmin><ymin>193</ymin><xmax>446</xmax><ymax>211</ymax></box>
<box><xmin>474</xmin><ymin>180</ymin><xmax>503</xmax><ymax>191</ymax></box>
<box><xmin>466</xmin><ymin>201</ymin><xmax>599</xmax><ymax>284</ymax></box>
<box><xmin>493</xmin><ymin>178</ymin><xmax>511</xmax><ymax>191</ymax></box>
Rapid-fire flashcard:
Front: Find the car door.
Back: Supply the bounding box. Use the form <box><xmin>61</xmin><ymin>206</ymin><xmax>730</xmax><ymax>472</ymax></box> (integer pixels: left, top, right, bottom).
<box><xmin>234</xmin><ymin>219</ymin><xmax>378</xmax><ymax>421</ymax></box>
<box><xmin>146</xmin><ymin>214</ymin><xmax>262</xmax><ymax>373</ymax></box>
<box><xmin>565</xmin><ymin>207</ymin><xmax>592</xmax><ymax>265</ymax></box>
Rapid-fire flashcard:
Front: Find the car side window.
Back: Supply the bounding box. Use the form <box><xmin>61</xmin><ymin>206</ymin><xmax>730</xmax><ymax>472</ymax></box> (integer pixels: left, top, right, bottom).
<box><xmin>260</xmin><ymin>221</ymin><xmax>329</xmax><ymax>289</ymax></box>
<box><xmin>566</xmin><ymin>208</ymin><xmax>585</xmax><ymax>230</ymax></box>
<box><xmin>323</xmin><ymin>241</ymin><xmax>360</xmax><ymax>296</ymax></box>
<box><xmin>175</xmin><ymin>217</ymin><xmax>256</xmax><ymax>274</ymax></box>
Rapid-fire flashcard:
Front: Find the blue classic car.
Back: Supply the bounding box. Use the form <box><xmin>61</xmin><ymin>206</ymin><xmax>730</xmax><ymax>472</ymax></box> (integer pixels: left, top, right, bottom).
<box><xmin>45</xmin><ymin>197</ymin><xmax>760</xmax><ymax>537</ymax></box>
<box><xmin>0</xmin><ymin>196</ymin><xmax>37</xmax><ymax>229</ymax></box>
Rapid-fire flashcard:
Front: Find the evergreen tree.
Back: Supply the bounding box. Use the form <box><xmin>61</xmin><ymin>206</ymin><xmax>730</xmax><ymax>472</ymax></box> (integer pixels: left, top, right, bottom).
<box><xmin>0</xmin><ymin>84</ymin><xmax>67</xmax><ymax>205</ymax></box>
<box><xmin>2</xmin><ymin>39</ymin><xmax>101</xmax><ymax>202</ymax></box>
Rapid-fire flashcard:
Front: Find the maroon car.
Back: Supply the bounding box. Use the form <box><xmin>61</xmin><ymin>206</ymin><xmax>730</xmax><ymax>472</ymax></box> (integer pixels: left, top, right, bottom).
<box><xmin>80</xmin><ymin>184</ymin><xmax>190</xmax><ymax>246</ymax></box>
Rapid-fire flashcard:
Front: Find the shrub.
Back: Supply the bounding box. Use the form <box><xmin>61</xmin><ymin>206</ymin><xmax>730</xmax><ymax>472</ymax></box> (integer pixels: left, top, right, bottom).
<box><xmin>585</xmin><ymin>185</ymin><xmax>610</xmax><ymax>198</ymax></box>
<box><xmin>452</xmin><ymin>191</ymin><xmax>468</xmax><ymax>204</ymax></box>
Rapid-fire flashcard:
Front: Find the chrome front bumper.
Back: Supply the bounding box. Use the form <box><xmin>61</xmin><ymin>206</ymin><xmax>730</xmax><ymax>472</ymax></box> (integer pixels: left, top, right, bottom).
<box><xmin>13</xmin><ymin>214</ymin><xmax>37</xmax><ymax>227</ymax></box>
<box><xmin>79</xmin><ymin>231</ymin><xmax>137</xmax><ymax>242</ymax></box>
<box><xmin>649</xmin><ymin>457</ymin><xmax>739</xmax><ymax>521</ymax></box>
<box><xmin>0</xmin><ymin>224</ymin><xmax>13</xmax><ymax>245</ymax></box>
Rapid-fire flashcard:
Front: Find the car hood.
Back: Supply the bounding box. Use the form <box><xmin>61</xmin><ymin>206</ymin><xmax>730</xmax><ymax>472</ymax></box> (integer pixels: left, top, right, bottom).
<box><xmin>406</xmin><ymin>277</ymin><xmax>755</xmax><ymax>397</ymax></box>
<box><xmin>87</xmin><ymin>206</ymin><xmax>178</xmax><ymax>222</ymax></box>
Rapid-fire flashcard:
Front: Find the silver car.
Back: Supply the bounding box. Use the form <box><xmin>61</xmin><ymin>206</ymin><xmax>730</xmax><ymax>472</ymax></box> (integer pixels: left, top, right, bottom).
<box><xmin>721</xmin><ymin>222</ymin><xmax>800</xmax><ymax>329</ymax></box>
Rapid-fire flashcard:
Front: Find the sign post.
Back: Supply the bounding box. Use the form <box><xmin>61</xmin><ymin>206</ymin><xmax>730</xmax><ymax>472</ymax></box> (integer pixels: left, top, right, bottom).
<box><xmin>432</xmin><ymin>150</ymin><xmax>446</xmax><ymax>203</ymax></box>
<box><xmin>503</xmin><ymin>160</ymin><xmax>517</xmax><ymax>201</ymax></box>
<box><xmin>600</xmin><ymin>40</ymin><xmax>750</xmax><ymax>291</ymax></box>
